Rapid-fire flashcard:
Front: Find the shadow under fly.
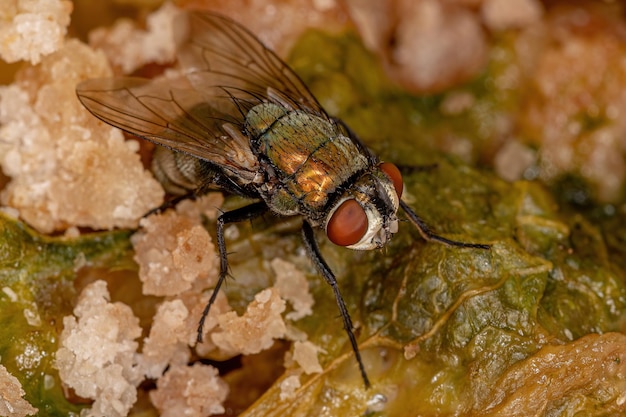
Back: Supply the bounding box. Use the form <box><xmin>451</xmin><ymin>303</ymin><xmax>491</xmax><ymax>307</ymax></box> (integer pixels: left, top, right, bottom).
<box><xmin>76</xmin><ymin>11</ymin><xmax>490</xmax><ymax>388</ymax></box>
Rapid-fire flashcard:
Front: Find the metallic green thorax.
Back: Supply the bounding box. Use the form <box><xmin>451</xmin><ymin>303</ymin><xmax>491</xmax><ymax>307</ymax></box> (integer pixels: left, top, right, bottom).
<box><xmin>246</xmin><ymin>103</ymin><xmax>369</xmax><ymax>220</ymax></box>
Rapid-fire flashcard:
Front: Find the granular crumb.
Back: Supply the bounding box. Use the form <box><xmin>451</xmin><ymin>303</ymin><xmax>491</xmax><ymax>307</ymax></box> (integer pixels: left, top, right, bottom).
<box><xmin>516</xmin><ymin>5</ymin><xmax>626</xmax><ymax>201</ymax></box>
<box><xmin>149</xmin><ymin>363</ymin><xmax>229</xmax><ymax>417</ymax></box>
<box><xmin>0</xmin><ymin>0</ymin><xmax>72</xmax><ymax>64</ymax></box>
<box><xmin>88</xmin><ymin>2</ymin><xmax>180</xmax><ymax>74</ymax></box>
<box><xmin>55</xmin><ymin>280</ymin><xmax>143</xmax><ymax>417</ymax></box>
<box><xmin>278</xmin><ymin>374</ymin><xmax>302</xmax><ymax>401</ymax></box>
<box><xmin>132</xmin><ymin>210</ymin><xmax>217</xmax><ymax>296</ymax></box>
<box><xmin>482</xmin><ymin>0</ymin><xmax>544</xmax><ymax>31</ymax></box>
<box><xmin>175</xmin><ymin>193</ymin><xmax>225</xmax><ymax>222</ymax></box>
<box><xmin>388</xmin><ymin>0</ymin><xmax>488</xmax><ymax>93</ymax></box>
<box><xmin>175</xmin><ymin>0</ymin><xmax>347</xmax><ymax>57</ymax></box>
<box><xmin>211</xmin><ymin>288</ymin><xmax>287</xmax><ymax>356</ymax></box>
<box><xmin>494</xmin><ymin>140</ymin><xmax>537</xmax><ymax>182</ymax></box>
<box><xmin>0</xmin><ymin>364</ymin><xmax>38</xmax><ymax>417</ymax></box>
<box><xmin>292</xmin><ymin>341</ymin><xmax>323</xmax><ymax>375</ymax></box>
<box><xmin>343</xmin><ymin>0</ymin><xmax>487</xmax><ymax>93</ymax></box>
<box><xmin>0</xmin><ymin>39</ymin><xmax>164</xmax><ymax>233</ymax></box>
<box><xmin>271</xmin><ymin>258</ymin><xmax>314</xmax><ymax>321</ymax></box>
<box><xmin>2</xmin><ymin>286</ymin><xmax>18</xmax><ymax>302</ymax></box>
<box><xmin>22</xmin><ymin>303</ymin><xmax>41</xmax><ymax>327</ymax></box>
<box><xmin>140</xmin><ymin>299</ymin><xmax>192</xmax><ymax>379</ymax></box>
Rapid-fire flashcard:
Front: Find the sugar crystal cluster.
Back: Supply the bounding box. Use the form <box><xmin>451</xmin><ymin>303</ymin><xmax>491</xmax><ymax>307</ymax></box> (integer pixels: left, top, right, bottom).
<box><xmin>0</xmin><ymin>0</ymin><xmax>72</xmax><ymax>64</ymax></box>
<box><xmin>0</xmin><ymin>39</ymin><xmax>164</xmax><ymax>233</ymax></box>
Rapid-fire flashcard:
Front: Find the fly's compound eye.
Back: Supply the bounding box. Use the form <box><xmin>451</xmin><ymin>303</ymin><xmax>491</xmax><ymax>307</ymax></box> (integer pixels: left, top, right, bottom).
<box><xmin>327</xmin><ymin>199</ymin><xmax>368</xmax><ymax>247</ymax></box>
<box><xmin>380</xmin><ymin>162</ymin><xmax>403</xmax><ymax>198</ymax></box>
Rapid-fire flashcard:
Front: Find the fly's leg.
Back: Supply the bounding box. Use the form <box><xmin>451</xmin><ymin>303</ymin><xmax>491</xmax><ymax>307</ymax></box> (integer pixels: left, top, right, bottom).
<box><xmin>196</xmin><ymin>201</ymin><xmax>268</xmax><ymax>343</ymax></box>
<box><xmin>301</xmin><ymin>221</ymin><xmax>371</xmax><ymax>389</ymax></box>
<box><xmin>144</xmin><ymin>192</ymin><xmax>197</xmax><ymax>217</ymax></box>
<box><xmin>400</xmin><ymin>200</ymin><xmax>490</xmax><ymax>249</ymax></box>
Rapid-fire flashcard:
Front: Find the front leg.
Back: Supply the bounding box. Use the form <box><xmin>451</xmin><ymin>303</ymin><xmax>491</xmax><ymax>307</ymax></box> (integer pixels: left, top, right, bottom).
<box><xmin>196</xmin><ymin>201</ymin><xmax>269</xmax><ymax>343</ymax></box>
<box><xmin>400</xmin><ymin>200</ymin><xmax>490</xmax><ymax>249</ymax></box>
<box><xmin>301</xmin><ymin>221</ymin><xmax>371</xmax><ymax>388</ymax></box>
<box><xmin>143</xmin><ymin>192</ymin><xmax>197</xmax><ymax>217</ymax></box>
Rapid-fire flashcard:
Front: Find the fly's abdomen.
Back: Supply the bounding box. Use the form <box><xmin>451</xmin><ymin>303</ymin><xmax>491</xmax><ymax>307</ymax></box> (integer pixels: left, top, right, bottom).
<box><xmin>247</xmin><ymin>104</ymin><xmax>369</xmax><ymax>214</ymax></box>
<box><xmin>152</xmin><ymin>146</ymin><xmax>205</xmax><ymax>195</ymax></box>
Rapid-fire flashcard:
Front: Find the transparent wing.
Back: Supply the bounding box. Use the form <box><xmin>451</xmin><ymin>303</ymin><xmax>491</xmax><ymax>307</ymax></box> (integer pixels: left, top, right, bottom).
<box><xmin>175</xmin><ymin>11</ymin><xmax>329</xmax><ymax>118</ymax></box>
<box><xmin>76</xmin><ymin>11</ymin><xmax>332</xmax><ymax>177</ymax></box>
<box><xmin>76</xmin><ymin>76</ymin><xmax>259</xmax><ymax>176</ymax></box>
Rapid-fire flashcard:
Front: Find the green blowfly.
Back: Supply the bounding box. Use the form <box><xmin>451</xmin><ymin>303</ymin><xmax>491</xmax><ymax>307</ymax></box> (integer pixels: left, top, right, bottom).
<box><xmin>76</xmin><ymin>11</ymin><xmax>489</xmax><ymax>388</ymax></box>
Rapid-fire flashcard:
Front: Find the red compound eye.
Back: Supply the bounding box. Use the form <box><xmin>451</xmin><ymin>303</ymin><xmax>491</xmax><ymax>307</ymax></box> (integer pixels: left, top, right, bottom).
<box><xmin>327</xmin><ymin>199</ymin><xmax>368</xmax><ymax>246</ymax></box>
<box><xmin>380</xmin><ymin>162</ymin><xmax>403</xmax><ymax>198</ymax></box>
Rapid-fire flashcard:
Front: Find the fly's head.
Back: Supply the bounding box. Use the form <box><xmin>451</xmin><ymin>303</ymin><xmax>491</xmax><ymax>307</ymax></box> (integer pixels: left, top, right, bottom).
<box><xmin>325</xmin><ymin>162</ymin><xmax>404</xmax><ymax>250</ymax></box>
